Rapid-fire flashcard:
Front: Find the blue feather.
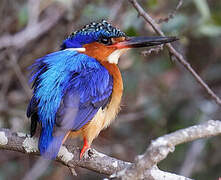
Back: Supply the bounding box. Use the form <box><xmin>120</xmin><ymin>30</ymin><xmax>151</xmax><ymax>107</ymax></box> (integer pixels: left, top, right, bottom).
<box><xmin>27</xmin><ymin>49</ymin><xmax>113</xmax><ymax>158</ymax></box>
<box><xmin>61</xmin><ymin>20</ymin><xmax>126</xmax><ymax>49</ymax></box>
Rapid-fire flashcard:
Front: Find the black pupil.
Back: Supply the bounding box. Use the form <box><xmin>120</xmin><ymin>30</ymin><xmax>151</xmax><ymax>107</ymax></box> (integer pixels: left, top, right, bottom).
<box><xmin>100</xmin><ymin>38</ymin><xmax>111</xmax><ymax>45</ymax></box>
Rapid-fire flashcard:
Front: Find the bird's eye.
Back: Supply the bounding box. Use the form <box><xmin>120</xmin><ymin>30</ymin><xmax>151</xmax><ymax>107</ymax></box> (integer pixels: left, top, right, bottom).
<box><xmin>99</xmin><ymin>38</ymin><xmax>112</xmax><ymax>45</ymax></box>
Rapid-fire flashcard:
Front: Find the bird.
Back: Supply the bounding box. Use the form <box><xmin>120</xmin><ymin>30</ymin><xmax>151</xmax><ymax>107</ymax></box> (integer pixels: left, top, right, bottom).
<box><xmin>27</xmin><ymin>20</ymin><xmax>177</xmax><ymax>159</ymax></box>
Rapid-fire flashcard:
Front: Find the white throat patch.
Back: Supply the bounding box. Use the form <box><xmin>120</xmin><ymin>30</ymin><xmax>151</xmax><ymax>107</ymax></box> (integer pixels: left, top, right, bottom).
<box><xmin>107</xmin><ymin>48</ymin><xmax>129</xmax><ymax>64</ymax></box>
<box><xmin>67</xmin><ymin>48</ymin><xmax>86</xmax><ymax>52</ymax></box>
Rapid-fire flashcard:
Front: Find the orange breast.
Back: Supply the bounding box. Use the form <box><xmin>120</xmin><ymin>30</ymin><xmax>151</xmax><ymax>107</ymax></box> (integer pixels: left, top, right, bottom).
<box><xmin>101</xmin><ymin>62</ymin><xmax>123</xmax><ymax>102</ymax></box>
<box><xmin>100</xmin><ymin>61</ymin><xmax>123</xmax><ymax>127</ymax></box>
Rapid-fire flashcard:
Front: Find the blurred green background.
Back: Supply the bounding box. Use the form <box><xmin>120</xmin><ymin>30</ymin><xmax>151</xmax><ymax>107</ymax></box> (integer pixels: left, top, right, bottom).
<box><xmin>0</xmin><ymin>0</ymin><xmax>220</xmax><ymax>179</ymax></box>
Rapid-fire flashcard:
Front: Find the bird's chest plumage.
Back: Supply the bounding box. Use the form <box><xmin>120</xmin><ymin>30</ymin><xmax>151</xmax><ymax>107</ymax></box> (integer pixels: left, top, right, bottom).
<box><xmin>94</xmin><ymin>63</ymin><xmax>123</xmax><ymax>129</ymax></box>
<box><xmin>70</xmin><ymin>62</ymin><xmax>123</xmax><ymax>144</ymax></box>
<box><xmin>100</xmin><ymin>62</ymin><xmax>123</xmax><ymax>127</ymax></box>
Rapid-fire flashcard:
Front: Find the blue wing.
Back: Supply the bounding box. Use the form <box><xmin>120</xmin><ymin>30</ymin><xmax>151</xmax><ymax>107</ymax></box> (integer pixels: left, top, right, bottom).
<box><xmin>27</xmin><ymin>49</ymin><xmax>113</xmax><ymax>158</ymax></box>
<box><xmin>56</xmin><ymin>67</ymin><xmax>113</xmax><ymax>130</ymax></box>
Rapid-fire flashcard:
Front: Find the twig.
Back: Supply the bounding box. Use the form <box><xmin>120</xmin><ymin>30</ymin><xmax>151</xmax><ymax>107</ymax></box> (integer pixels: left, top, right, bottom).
<box><xmin>141</xmin><ymin>44</ymin><xmax>163</xmax><ymax>56</ymax></box>
<box><xmin>128</xmin><ymin>0</ymin><xmax>221</xmax><ymax>107</ymax></box>
<box><xmin>158</xmin><ymin>0</ymin><xmax>183</xmax><ymax>24</ymax></box>
<box><xmin>113</xmin><ymin>120</ymin><xmax>221</xmax><ymax>179</ymax></box>
<box><xmin>8</xmin><ymin>52</ymin><xmax>32</xmax><ymax>98</ymax></box>
<box><xmin>0</xmin><ymin>5</ymin><xmax>64</xmax><ymax>49</ymax></box>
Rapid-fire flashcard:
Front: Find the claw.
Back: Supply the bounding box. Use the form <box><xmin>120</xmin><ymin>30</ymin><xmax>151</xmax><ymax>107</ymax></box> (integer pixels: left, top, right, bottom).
<box><xmin>80</xmin><ymin>137</ymin><xmax>90</xmax><ymax>159</ymax></box>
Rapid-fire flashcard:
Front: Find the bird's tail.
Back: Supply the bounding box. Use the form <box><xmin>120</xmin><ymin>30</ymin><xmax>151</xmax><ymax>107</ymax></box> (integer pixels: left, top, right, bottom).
<box><xmin>39</xmin><ymin>126</ymin><xmax>65</xmax><ymax>159</ymax></box>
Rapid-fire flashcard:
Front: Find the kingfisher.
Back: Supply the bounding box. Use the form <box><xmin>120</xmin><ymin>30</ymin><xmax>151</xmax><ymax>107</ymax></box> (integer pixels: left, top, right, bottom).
<box><xmin>27</xmin><ymin>20</ymin><xmax>177</xmax><ymax>159</ymax></box>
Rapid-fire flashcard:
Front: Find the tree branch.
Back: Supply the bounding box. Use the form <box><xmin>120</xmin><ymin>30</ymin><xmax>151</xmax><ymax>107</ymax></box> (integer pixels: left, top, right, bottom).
<box><xmin>113</xmin><ymin>120</ymin><xmax>221</xmax><ymax>179</ymax></box>
<box><xmin>0</xmin><ymin>128</ymin><xmax>187</xmax><ymax>179</ymax></box>
<box><xmin>157</xmin><ymin>0</ymin><xmax>183</xmax><ymax>24</ymax></box>
<box><xmin>0</xmin><ymin>120</ymin><xmax>220</xmax><ymax>179</ymax></box>
<box><xmin>0</xmin><ymin>128</ymin><xmax>130</xmax><ymax>175</ymax></box>
<box><xmin>128</xmin><ymin>0</ymin><xmax>221</xmax><ymax>107</ymax></box>
<box><xmin>0</xmin><ymin>4</ymin><xmax>64</xmax><ymax>49</ymax></box>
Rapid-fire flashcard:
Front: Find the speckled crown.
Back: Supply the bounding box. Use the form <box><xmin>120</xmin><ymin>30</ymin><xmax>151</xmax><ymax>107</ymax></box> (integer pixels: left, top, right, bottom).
<box><xmin>70</xmin><ymin>20</ymin><xmax>126</xmax><ymax>38</ymax></box>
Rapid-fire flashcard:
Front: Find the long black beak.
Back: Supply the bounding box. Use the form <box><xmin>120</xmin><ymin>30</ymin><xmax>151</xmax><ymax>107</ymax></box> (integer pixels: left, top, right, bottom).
<box><xmin>114</xmin><ymin>36</ymin><xmax>178</xmax><ymax>49</ymax></box>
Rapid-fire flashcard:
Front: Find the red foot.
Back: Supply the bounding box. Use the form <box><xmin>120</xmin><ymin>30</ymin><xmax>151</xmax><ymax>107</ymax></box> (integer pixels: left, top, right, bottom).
<box><xmin>80</xmin><ymin>137</ymin><xmax>90</xmax><ymax>159</ymax></box>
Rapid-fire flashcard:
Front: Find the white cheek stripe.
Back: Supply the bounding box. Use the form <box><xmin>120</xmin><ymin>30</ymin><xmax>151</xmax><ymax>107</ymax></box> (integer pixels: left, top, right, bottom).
<box><xmin>66</xmin><ymin>48</ymin><xmax>86</xmax><ymax>52</ymax></box>
<box><xmin>107</xmin><ymin>48</ymin><xmax>129</xmax><ymax>64</ymax></box>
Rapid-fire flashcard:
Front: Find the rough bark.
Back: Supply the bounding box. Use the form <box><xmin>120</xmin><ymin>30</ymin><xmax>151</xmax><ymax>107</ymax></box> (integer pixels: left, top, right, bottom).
<box><xmin>0</xmin><ymin>120</ymin><xmax>220</xmax><ymax>179</ymax></box>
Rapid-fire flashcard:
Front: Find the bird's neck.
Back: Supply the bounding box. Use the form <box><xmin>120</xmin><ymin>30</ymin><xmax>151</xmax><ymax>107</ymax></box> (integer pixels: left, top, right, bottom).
<box><xmin>101</xmin><ymin>62</ymin><xmax>123</xmax><ymax>95</ymax></box>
